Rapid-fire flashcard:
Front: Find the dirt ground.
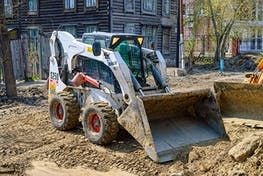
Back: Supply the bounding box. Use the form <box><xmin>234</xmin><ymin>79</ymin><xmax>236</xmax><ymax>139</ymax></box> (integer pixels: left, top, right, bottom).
<box><xmin>0</xmin><ymin>68</ymin><xmax>262</xmax><ymax>176</ymax></box>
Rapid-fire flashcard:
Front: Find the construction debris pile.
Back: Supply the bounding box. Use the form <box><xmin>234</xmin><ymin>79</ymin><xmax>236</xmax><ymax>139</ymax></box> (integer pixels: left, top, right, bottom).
<box><xmin>0</xmin><ymin>86</ymin><xmax>45</xmax><ymax>105</ymax></box>
<box><xmin>228</xmin><ymin>132</ymin><xmax>263</xmax><ymax>163</ymax></box>
<box><xmin>225</xmin><ymin>54</ymin><xmax>262</xmax><ymax>72</ymax></box>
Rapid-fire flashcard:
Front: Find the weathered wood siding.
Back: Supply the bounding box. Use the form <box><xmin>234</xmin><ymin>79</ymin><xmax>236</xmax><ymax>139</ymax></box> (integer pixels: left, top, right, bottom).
<box><xmin>10</xmin><ymin>40</ymin><xmax>24</xmax><ymax>79</ymax></box>
<box><xmin>6</xmin><ymin>0</ymin><xmax>178</xmax><ymax>71</ymax></box>
<box><xmin>8</xmin><ymin>0</ymin><xmax>110</xmax><ymax>37</ymax></box>
<box><xmin>8</xmin><ymin>37</ymin><xmax>50</xmax><ymax>80</ymax></box>
<box><xmin>39</xmin><ymin>36</ymin><xmax>50</xmax><ymax>78</ymax></box>
<box><xmin>111</xmin><ymin>0</ymin><xmax>178</xmax><ymax>66</ymax></box>
<box><xmin>6</xmin><ymin>0</ymin><xmax>111</xmax><ymax>80</ymax></box>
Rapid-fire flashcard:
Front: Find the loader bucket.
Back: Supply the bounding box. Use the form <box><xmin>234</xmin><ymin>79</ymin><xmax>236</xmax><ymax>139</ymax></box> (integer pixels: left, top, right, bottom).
<box><xmin>214</xmin><ymin>81</ymin><xmax>263</xmax><ymax>120</ymax></box>
<box><xmin>118</xmin><ymin>89</ymin><xmax>227</xmax><ymax>163</ymax></box>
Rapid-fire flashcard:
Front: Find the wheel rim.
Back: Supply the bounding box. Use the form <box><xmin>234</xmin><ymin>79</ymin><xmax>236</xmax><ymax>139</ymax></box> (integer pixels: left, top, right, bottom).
<box><xmin>88</xmin><ymin>113</ymin><xmax>101</xmax><ymax>133</ymax></box>
<box><xmin>55</xmin><ymin>103</ymin><xmax>64</xmax><ymax>120</ymax></box>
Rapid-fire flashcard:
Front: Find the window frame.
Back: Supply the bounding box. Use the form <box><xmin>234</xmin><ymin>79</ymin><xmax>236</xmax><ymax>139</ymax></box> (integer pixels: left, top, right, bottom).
<box><xmin>124</xmin><ymin>0</ymin><xmax>135</xmax><ymax>13</ymax></box>
<box><xmin>162</xmin><ymin>0</ymin><xmax>171</xmax><ymax>17</ymax></box>
<box><xmin>85</xmin><ymin>24</ymin><xmax>98</xmax><ymax>33</ymax></box>
<box><xmin>27</xmin><ymin>27</ymin><xmax>40</xmax><ymax>53</ymax></box>
<box><xmin>141</xmin><ymin>0</ymin><xmax>157</xmax><ymax>15</ymax></box>
<box><xmin>28</xmin><ymin>0</ymin><xmax>39</xmax><ymax>15</ymax></box>
<box><xmin>64</xmin><ymin>0</ymin><xmax>76</xmax><ymax>12</ymax></box>
<box><xmin>85</xmin><ymin>0</ymin><xmax>98</xmax><ymax>10</ymax></box>
<box><xmin>63</xmin><ymin>25</ymin><xmax>77</xmax><ymax>37</ymax></box>
<box><xmin>124</xmin><ymin>23</ymin><xmax>136</xmax><ymax>33</ymax></box>
<box><xmin>4</xmin><ymin>0</ymin><xmax>13</xmax><ymax>18</ymax></box>
<box><xmin>142</xmin><ymin>25</ymin><xmax>158</xmax><ymax>48</ymax></box>
<box><xmin>162</xmin><ymin>27</ymin><xmax>171</xmax><ymax>54</ymax></box>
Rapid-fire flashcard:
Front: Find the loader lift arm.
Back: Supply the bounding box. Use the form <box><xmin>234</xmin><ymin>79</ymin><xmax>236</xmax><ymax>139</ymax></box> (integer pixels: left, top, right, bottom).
<box><xmin>71</xmin><ymin>72</ymin><xmax>101</xmax><ymax>89</ymax></box>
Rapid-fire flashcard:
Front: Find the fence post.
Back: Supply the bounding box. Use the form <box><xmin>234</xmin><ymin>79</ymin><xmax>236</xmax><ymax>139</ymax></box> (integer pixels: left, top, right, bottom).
<box><xmin>37</xmin><ymin>36</ymin><xmax>42</xmax><ymax>79</ymax></box>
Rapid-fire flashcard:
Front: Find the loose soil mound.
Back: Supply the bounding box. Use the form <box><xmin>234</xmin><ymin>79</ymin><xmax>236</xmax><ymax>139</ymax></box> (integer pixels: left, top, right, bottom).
<box><xmin>0</xmin><ymin>72</ymin><xmax>262</xmax><ymax>176</ymax></box>
<box><xmin>225</xmin><ymin>54</ymin><xmax>262</xmax><ymax>72</ymax></box>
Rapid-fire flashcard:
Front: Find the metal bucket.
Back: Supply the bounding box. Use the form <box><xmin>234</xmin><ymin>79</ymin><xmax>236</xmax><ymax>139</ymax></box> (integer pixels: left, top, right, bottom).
<box><xmin>118</xmin><ymin>89</ymin><xmax>227</xmax><ymax>163</ymax></box>
<box><xmin>214</xmin><ymin>81</ymin><xmax>263</xmax><ymax>120</ymax></box>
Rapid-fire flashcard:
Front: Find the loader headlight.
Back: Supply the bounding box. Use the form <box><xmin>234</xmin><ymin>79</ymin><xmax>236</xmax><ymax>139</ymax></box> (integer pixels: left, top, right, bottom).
<box><xmin>112</xmin><ymin>37</ymin><xmax>120</xmax><ymax>46</ymax></box>
<box><xmin>137</xmin><ymin>37</ymin><xmax>144</xmax><ymax>46</ymax></box>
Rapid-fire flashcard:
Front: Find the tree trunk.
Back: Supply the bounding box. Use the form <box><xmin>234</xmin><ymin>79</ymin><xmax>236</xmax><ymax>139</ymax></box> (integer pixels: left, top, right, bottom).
<box><xmin>0</xmin><ymin>1</ymin><xmax>17</xmax><ymax>97</ymax></box>
<box><xmin>215</xmin><ymin>22</ymin><xmax>234</xmax><ymax>67</ymax></box>
<box><xmin>0</xmin><ymin>26</ymin><xmax>17</xmax><ymax>97</ymax></box>
<box><xmin>215</xmin><ymin>40</ymin><xmax>226</xmax><ymax>67</ymax></box>
<box><xmin>214</xmin><ymin>39</ymin><xmax>220</xmax><ymax>66</ymax></box>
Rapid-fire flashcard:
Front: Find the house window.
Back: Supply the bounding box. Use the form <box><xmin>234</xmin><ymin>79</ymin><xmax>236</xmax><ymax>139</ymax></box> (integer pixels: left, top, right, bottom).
<box><xmin>162</xmin><ymin>0</ymin><xmax>170</xmax><ymax>16</ymax></box>
<box><xmin>251</xmin><ymin>29</ymin><xmax>263</xmax><ymax>50</ymax></box>
<box><xmin>142</xmin><ymin>26</ymin><xmax>157</xmax><ymax>48</ymax></box>
<box><xmin>142</xmin><ymin>0</ymin><xmax>156</xmax><ymax>14</ymax></box>
<box><xmin>251</xmin><ymin>29</ymin><xmax>256</xmax><ymax>50</ymax></box>
<box><xmin>64</xmin><ymin>26</ymin><xmax>76</xmax><ymax>36</ymax></box>
<box><xmin>162</xmin><ymin>28</ymin><xmax>171</xmax><ymax>54</ymax></box>
<box><xmin>4</xmin><ymin>0</ymin><xmax>13</xmax><ymax>18</ymax></box>
<box><xmin>124</xmin><ymin>0</ymin><xmax>135</xmax><ymax>12</ymax></box>
<box><xmin>64</xmin><ymin>0</ymin><xmax>75</xmax><ymax>10</ymax></box>
<box><xmin>124</xmin><ymin>24</ymin><xmax>135</xmax><ymax>33</ymax></box>
<box><xmin>86</xmin><ymin>25</ymin><xmax>97</xmax><ymax>33</ymax></box>
<box><xmin>86</xmin><ymin>0</ymin><xmax>97</xmax><ymax>7</ymax></box>
<box><xmin>28</xmin><ymin>0</ymin><xmax>38</xmax><ymax>14</ymax></box>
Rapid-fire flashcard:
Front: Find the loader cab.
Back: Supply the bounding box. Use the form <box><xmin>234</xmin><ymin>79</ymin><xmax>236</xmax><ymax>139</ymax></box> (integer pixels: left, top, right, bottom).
<box><xmin>82</xmin><ymin>32</ymin><xmax>147</xmax><ymax>86</ymax></box>
<box><xmin>110</xmin><ymin>35</ymin><xmax>146</xmax><ymax>85</ymax></box>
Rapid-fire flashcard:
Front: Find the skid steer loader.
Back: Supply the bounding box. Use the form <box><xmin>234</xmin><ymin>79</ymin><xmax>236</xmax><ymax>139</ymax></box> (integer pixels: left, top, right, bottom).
<box><xmin>214</xmin><ymin>59</ymin><xmax>263</xmax><ymax>122</ymax></box>
<box><xmin>48</xmin><ymin>31</ymin><xmax>227</xmax><ymax>163</ymax></box>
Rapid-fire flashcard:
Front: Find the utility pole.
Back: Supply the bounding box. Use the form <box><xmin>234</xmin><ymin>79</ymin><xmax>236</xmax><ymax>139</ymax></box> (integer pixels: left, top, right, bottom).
<box><xmin>176</xmin><ymin>0</ymin><xmax>181</xmax><ymax>67</ymax></box>
<box><xmin>0</xmin><ymin>1</ymin><xmax>17</xmax><ymax>97</ymax></box>
<box><xmin>179</xmin><ymin>0</ymin><xmax>185</xmax><ymax>69</ymax></box>
<box><xmin>176</xmin><ymin>0</ymin><xmax>185</xmax><ymax>69</ymax></box>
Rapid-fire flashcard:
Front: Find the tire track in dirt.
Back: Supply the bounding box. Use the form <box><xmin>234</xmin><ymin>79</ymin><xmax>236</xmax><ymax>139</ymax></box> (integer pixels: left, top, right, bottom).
<box><xmin>1</xmin><ymin>73</ymin><xmax>262</xmax><ymax>176</ymax></box>
<box><xmin>0</xmin><ymin>104</ymin><xmax>168</xmax><ymax>176</ymax></box>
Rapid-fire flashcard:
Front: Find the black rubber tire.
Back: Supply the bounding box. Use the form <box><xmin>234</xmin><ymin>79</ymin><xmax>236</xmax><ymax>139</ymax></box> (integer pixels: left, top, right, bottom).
<box><xmin>82</xmin><ymin>102</ymin><xmax>119</xmax><ymax>145</ymax></box>
<box><xmin>49</xmin><ymin>91</ymin><xmax>80</xmax><ymax>131</ymax></box>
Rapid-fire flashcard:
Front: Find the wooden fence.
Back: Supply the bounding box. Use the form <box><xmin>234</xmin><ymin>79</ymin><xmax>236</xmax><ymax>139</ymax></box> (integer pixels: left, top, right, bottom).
<box><xmin>0</xmin><ymin>61</ymin><xmax>3</xmax><ymax>84</ymax></box>
<box><xmin>0</xmin><ymin>35</ymin><xmax>50</xmax><ymax>83</ymax></box>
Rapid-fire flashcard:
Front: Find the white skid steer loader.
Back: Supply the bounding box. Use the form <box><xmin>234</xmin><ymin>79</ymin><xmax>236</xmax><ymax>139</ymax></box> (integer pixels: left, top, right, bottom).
<box><xmin>48</xmin><ymin>31</ymin><xmax>227</xmax><ymax>163</ymax></box>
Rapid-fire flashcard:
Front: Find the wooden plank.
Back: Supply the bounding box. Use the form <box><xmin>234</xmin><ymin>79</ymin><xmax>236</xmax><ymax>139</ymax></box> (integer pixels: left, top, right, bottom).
<box><xmin>224</xmin><ymin>118</ymin><xmax>263</xmax><ymax>129</ymax></box>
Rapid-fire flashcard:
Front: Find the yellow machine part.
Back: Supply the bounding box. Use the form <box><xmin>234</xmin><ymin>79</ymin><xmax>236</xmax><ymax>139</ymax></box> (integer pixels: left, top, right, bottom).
<box><xmin>248</xmin><ymin>59</ymin><xmax>263</xmax><ymax>84</ymax></box>
<box><xmin>214</xmin><ymin>81</ymin><xmax>263</xmax><ymax>121</ymax></box>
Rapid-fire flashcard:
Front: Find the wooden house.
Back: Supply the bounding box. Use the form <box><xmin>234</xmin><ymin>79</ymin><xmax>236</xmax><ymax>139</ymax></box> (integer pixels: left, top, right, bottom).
<box><xmin>4</xmin><ymin>0</ymin><xmax>178</xmax><ymax>69</ymax></box>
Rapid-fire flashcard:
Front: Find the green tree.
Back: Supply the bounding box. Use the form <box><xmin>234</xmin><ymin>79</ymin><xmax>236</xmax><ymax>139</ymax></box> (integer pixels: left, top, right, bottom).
<box><xmin>184</xmin><ymin>0</ymin><xmax>209</xmax><ymax>66</ymax></box>
<box><xmin>209</xmin><ymin>0</ymin><xmax>255</xmax><ymax>64</ymax></box>
<box><xmin>190</xmin><ymin>0</ymin><xmax>255</xmax><ymax>66</ymax></box>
